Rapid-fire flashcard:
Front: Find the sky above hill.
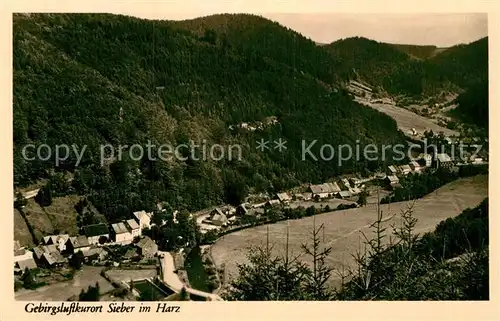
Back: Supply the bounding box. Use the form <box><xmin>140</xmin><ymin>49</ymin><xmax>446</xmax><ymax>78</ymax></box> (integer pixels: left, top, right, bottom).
<box><xmin>126</xmin><ymin>12</ymin><xmax>487</xmax><ymax>47</ymax></box>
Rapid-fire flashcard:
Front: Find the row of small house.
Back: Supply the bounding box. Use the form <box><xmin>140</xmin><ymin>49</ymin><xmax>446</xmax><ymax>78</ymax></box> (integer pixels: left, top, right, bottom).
<box><xmin>14</xmin><ymin>210</ymin><xmax>157</xmax><ymax>272</ymax></box>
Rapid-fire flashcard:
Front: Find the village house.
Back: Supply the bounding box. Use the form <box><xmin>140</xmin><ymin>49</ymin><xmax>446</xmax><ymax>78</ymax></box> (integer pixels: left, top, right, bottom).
<box><xmin>15</xmin><ymin>257</ymin><xmax>37</xmax><ymax>273</ymax></box>
<box><xmin>302</xmin><ymin>193</ymin><xmax>313</xmax><ymax>201</ymax></box>
<box><xmin>248</xmin><ymin>208</ymin><xmax>265</xmax><ymax>217</ymax></box>
<box><xmin>84</xmin><ymin>247</ymin><xmax>108</xmax><ymax>263</ymax></box>
<box><xmin>387</xmin><ymin>165</ymin><xmax>399</xmax><ymax>176</ymax></box>
<box><xmin>309</xmin><ymin>183</ymin><xmax>340</xmax><ymax>199</ymax></box>
<box><xmin>340</xmin><ymin>178</ymin><xmax>352</xmax><ymax>190</ymax></box>
<box><xmin>14</xmin><ymin>241</ymin><xmax>37</xmax><ymax>272</ymax></box>
<box><xmin>265</xmin><ymin>199</ymin><xmax>281</xmax><ymax>208</ymax></box>
<box><xmin>276</xmin><ymin>192</ymin><xmax>292</xmax><ymax>204</ymax></box>
<box><xmin>349</xmin><ymin>177</ymin><xmax>362</xmax><ymax>187</ymax></box>
<box><xmin>220</xmin><ymin>205</ymin><xmax>237</xmax><ymax>216</ymax></box>
<box><xmin>386</xmin><ymin>175</ymin><xmax>400</xmax><ymax>188</ymax></box>
<box><xmin>111</xmin><ymin>222</ymin><xmax>134</xmax><ymax>245</ymax></box>
<box><xmin>420</xmin><ymin>153</ymin><xmax>432</xmax><ymax>167</ymax></box>
<box><xmin>133</xmin><ymin>210</ymin><xmax>152</xmax><ymax>230</ymax></box>
<box><xmin>410</xmin><ymin>160</ymin><xmax>422</xmax><ymax>173</ymax></box>
<box><xmin>338</xmin><ymin>190</ymin><xmax>352</xmax><ymax>199</ymax></box>
<box><xmin>125</xmin><ymin>219</ymin><xmax>141</xmax><ymax>238</ymax></box>
<box><xmin>293</xmin><ymin>193</ymin><xmax>304</xmax><ymax>201</ymax></box>
<box><xmin>436</xmin><ymin>153</ymin><xmax>453</xmax><ymax>169</ymax></box>
<box><xmin>349</xmin><ymin>187</ymin><xmax>362</xmax><ymax>196</ymax></box>
<box><xmin>83</xmin><ymin>223</ymin><xmax>110</xmax><ymax>245</ymax></box>
<box><xmin>136</xmin><ymin>236</ymin><xmax>158</xmax><ymax>259</ymax></box>
<box><xmin>66</xmin><ymin>236</ymin><xmax>91</xmax><ymax>254</ymax></box>
<box><xmin>33</xmin><ymin>244</ymin><xmax>58</xmax><ymax>262</ymax></box>
<box><xmin>42</xmin><ymin>251</ymin><xmax>67</xmax><ymax>267</ymax></box>
<box><xmin>42</xmin><ymin>234</ymin><xmax>70</xmax><ymax>252</ymax></box>
<box><xmin>399</xmin><ymin>164</ymin><xmax>412</xmax><ymax>176</ymax></box>
<box><xmin>14</xmin><ymin>241</ymin><xmax>33</xmax><ymax>263</ymax></box>
<box><xmin>210</xmin><ymin>211</ymin><xmax>229</xmax><ymax>226</ymax></box>
<box><xmin>236</xmin><ymin>204</ymin><xmax>249</xmax><ymax>216</ymax></box>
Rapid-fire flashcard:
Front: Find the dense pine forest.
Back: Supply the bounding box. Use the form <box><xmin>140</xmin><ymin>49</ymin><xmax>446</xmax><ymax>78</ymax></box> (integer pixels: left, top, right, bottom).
<box><xmin>13</xmin><ymin>13</ymin><xmax>406</xmax><ymax>222</ymax></box>
<box><xmin>325</xmin><ymin>36</ymin><xmax>488</xmax><ymax>97</ymax></box>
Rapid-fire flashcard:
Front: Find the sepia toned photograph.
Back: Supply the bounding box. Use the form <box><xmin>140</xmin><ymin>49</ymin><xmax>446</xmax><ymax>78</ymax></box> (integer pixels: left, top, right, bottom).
<box><xmin>12</xmin><ymin>10</ymin><xmax>488</xmax><ymax>305</ymax></box>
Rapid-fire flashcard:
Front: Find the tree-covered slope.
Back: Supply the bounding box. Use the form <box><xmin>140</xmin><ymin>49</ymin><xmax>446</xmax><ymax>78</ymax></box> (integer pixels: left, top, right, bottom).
<box><xmin>13</xmin><ymin>13</ymin><xmax>406</xmax><ymax>221</ymax></box>
<box><xmin>325</xmin><ymin>36</ymin><xmax>488</xmax><ymax>97</ymax></box>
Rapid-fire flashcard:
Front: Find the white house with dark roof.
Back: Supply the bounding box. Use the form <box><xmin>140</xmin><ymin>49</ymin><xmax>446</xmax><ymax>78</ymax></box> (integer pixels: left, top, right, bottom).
<box><xmin>436</xmin><ymin>153</ymin><xmax>453</xmax><ymax>169</ymax></box>
<box><xmin>112</xmin><ymin>222</ymin><xmax>133</xmax><ymax>244</ymax></box>
<box><xmin>66</xmin><ymin>236</ymin><xmax>91</xmax><ymax>254</ymax></box>
<box><xmin>125</xmin><ymin>219</ymin><xmax>141</xmax><ymax>238</ymax></box>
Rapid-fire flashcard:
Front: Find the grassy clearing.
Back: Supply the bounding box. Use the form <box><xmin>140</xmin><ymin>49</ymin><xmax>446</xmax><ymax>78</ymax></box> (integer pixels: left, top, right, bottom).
<box><xmin>22</xmin><ymin>195</ymin><xmax>83</xmax><ymax>242</ymax></box>
<box><xmin>211</xmin><ymin>175</ymin><xmax>488</xmax><ymax>288</ymax></box>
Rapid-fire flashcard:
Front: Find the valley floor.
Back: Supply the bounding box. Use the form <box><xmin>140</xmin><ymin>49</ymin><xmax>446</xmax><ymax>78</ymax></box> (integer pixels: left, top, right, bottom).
<box><xmin>210</xmin><ymin>175</ymin><xmax>488</xmax><ymax>288</ymax></box>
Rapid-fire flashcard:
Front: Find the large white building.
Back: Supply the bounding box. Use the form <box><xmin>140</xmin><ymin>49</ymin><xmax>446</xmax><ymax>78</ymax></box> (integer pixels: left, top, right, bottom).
<box><xmin>112</xmin><ymin>222</ymin><xmax>133</xmax><ymax>245</ymax></box>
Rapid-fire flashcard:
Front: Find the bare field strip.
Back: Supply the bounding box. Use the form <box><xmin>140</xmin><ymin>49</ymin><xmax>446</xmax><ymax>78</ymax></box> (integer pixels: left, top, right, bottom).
<box><xmin>355</xmin><ymin>99</ymin><xmax>458</xmax><ymax>137</ymax></box>
<box><xmin>211</xmin><ymin>175</ymin><xmax>488</xmax><ymax>288</ymax></box>
<box><xmin>105</xmin><ymin>268</ymin><xmax>157</xmax><ymax>283</ymax></box>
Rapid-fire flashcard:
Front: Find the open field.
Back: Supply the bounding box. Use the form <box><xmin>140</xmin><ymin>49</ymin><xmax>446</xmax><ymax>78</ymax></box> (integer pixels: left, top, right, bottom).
<box><xmin>354</xmin><ymin>98</ymin><xmax>458</xmax><ymax>137</ymax></box>
<box><xmin>211</xmin><ymin>175</ymin><xmax>488</xmax><ymax>288</ymax></box>
<box><xmin>15</xmin><ymin>266</ymin><xmax>114</xmax><ymax>301</ymax></box>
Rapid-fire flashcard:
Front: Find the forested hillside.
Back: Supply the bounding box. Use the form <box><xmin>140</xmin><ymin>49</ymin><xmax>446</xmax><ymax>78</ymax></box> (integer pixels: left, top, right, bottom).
<box><xmin>325</xmin><ymin>36</ymin><xmax>488</xmax><ymax>97</ymax></box>
<box><xmin>13</xmin><ymin>13</ymin><xmax>406</xmax><ymax>222</ymax></box>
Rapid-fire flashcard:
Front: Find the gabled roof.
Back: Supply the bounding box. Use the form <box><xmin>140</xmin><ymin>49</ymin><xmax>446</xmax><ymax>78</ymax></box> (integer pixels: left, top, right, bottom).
<box><xmin>237</xmin><ymin>204</ymin><xmax>248</xmax><ymax>214</ymax></box>
<box><xmin>387</xmin><ymin>175</ymin><xmax>399</xmax><ymax>182</ymax></box>
<box><xmin>388</xmin><ymin>165</ymin><xmax>398</xmax><ymax>173</ymax></box>
<box><xmin>400</xmin><ymin>164</ymin><xmax>412</xmax><ymax>172</ymax></box>
<box><xmin>339</xmin><ymin>190</ymin><xmax>352</xmax><ymax>197</ymax></box>
<box><xmin>14</xmin><ymin>241</ymin><xmax>25</xmax><ymax>256</ymax></box>
<box><xmin>69</xmin><ymin>236</ymin><xmax>90</xmax><ymax>248</ymax></box>
<box><xmin>43</xmin><ymin>234</ymin><xmax>70</xmax><ymax>244</ymax></box>
<box><xmin>437</xmin><ymin>153</ymin><xmax>452</xmax><ymax>162</ymax></box>
<box><xmin>137</xmin><ymin>236</ymin><xmax>156</xmax><ymax>250</ymax></box>
<box><xmin>410</xmin><ymin>160</ymin><xmax>420</xmax><ymax>168</ymax></box>
<box><xmin>112</xmin><ymin>222</ymin><xmax>130</xmax><ymax>234</ymax></box>
<box><xmin>43</xmin><ymin>251</ymin><xmax>66</xmax><ymax>265</ymax></box>
<box><xmin>212</xmin><ymin>213</ymin><xmax>228</xmax><ymax>224</ymax></box>
<box><xmin>83</xmin><ymin>223</ymin><xmax>110</xmax><ymax>237</ymax></box>
<box><xmin>276</xmin><ymin>192</ymin><xmax>292</xmax><ymax>202</ymax></box>
<box><xmin>211</xmin><ymin>208</ymin><xmax>224</xmax><ymax>216</ymax></box>
<box><xmin>126</xmin><ymin>219</ymin><xmax>140</xmax><ymax>230</ymax></box>
<box><xmin>133</xmin><ymin>210</ymin><xmax>152</xmax><ymax>221</ymax></box>
<box><xmin>309</xmin><ymin>184</ymin><xmax>330</xmax><ymax>194</ymax></box>
<box><xmin>84</xmin><ymin>247</ymin><xmax>108</xmax><ymax>258</ymax></box>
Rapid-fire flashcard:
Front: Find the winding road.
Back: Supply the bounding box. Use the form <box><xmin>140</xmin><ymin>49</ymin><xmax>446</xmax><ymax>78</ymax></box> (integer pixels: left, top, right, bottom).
<box><xmin>157</xmin><ymin>251</ymin><xmax>223</xmax><ymax>301</ymax></box>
